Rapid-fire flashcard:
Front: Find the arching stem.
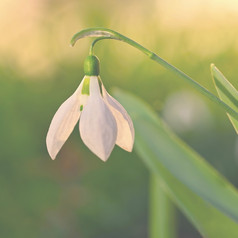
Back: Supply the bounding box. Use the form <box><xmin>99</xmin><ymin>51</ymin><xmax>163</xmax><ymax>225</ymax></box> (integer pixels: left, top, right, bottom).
<box><xmin>71</xmin><ymin>27</ymin><xmax>238</xmax><ymax>120</ymax></box>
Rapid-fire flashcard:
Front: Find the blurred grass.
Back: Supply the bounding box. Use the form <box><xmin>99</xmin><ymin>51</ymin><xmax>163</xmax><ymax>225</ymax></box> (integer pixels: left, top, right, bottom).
<box><xmin>1</xmin><ymin>0</ymin><xmax>238</xmax><ymax>237</ymax></box>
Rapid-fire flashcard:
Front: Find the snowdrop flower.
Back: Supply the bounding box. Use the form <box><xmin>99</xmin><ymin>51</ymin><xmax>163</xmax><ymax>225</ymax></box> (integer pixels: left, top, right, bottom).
<box><xmin>46</xmin><ymin>55</ymin><xmax>134</xmax><ymax>161</ymax></box>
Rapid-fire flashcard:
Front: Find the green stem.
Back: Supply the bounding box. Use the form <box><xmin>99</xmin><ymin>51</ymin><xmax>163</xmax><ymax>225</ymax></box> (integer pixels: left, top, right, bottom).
<box><xmin>70</xmin><ymin>27</ymin><xmax>238</xmax><ymax>120</ymax></box>
<box><xmin>89</xmin><ymin>37</ymin><xmax>112</xmax><ymax>55</ymax></box>
<box><xmin>149</xmin><ymin>173</ymin><xmax>176</xmax><ymax>238</ymax></box>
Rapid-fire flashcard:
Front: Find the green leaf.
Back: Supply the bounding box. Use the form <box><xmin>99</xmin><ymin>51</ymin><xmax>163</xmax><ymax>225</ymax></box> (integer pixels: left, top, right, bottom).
<box><xmin>211</xmin><ymin>64</ymin><xmax>238</xmax><ymax>133</ymax></box>
<box><xmin>142</xmin><ymin>145</ymin><xmax>238</xmax><ymax>237</ymax></box>
<box><xmin>148</xmin><ymin>155</ymin><xmax>238</xmax><ymax>237</ymax></box>
<box><xmin>112</xmin><ymin>89</ymin><xmax>238</xmax><ymax>225</ymax></box>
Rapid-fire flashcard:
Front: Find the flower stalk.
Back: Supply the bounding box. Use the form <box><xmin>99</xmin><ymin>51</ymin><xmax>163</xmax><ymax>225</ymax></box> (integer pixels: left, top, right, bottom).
<box><xmin>71</xmin><ymin>27</ymin><xmax>238</xmax><ymax>121</ymax></box>
<box><xmin>149</xmin><ymin>174</ymin><xmax>176</xmax><ymax>238</ymax></box>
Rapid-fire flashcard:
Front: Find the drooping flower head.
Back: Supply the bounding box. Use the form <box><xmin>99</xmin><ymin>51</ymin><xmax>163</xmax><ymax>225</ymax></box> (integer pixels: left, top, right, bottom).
<box><xmin>46</xmin><ymin>55</ymin><xmax>134</xmax><ymax>161</ymax></box>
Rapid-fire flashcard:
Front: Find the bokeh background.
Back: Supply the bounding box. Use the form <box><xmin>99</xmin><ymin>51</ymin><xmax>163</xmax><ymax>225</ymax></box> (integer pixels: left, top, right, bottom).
<box><xmin>1</xmin><ymin>0</ymin><xmax>238</xmax><ymax>237</ymax></box>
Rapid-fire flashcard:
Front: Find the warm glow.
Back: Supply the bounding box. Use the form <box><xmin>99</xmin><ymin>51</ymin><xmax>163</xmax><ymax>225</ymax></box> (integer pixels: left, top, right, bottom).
<box><xmin>0</xmin><ymin>0</ymin><xmax>238</xmax><ymax>76</ymax></box>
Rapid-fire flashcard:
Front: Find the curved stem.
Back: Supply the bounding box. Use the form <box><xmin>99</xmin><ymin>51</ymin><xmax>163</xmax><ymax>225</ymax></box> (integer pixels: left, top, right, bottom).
<box><xmin>89</xmin><ymin>37</ymin><xmax>112</xmax><ymax>55</ymax></box>
<box><xmin>71</xmin><ymin>28</ymin><xmax>238</xmax><ymax>120</ymax></box>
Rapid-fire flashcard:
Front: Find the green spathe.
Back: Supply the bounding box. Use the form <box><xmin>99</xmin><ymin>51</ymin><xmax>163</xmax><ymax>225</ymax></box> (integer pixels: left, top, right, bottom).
<box><xmin>84</xmin><ymin>55</ymin><xmax>100</xmax><ymax>76</ymax></box>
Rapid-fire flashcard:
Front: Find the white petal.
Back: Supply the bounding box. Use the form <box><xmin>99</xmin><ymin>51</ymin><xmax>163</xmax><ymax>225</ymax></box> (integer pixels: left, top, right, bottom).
<box><xmin>46</xmin><ymin>77</ymin><xmax>88</xmax><ymax>159</ymax></box>
<box><xmin>101</xmin><ymin>81</ymin><xmax>134</xmax><ymax>152</ymax></box>
<box><xmin>79</xmin><ymin>77</ymin><xmax>117</xmax><ymax>161</ymax></box>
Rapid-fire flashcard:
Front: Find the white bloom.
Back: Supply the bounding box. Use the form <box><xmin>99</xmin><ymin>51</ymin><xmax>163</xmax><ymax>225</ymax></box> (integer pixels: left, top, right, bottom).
<box><xmin>46</xmin><ymin>76</ymin><xmax>134</xmax><ymax>161</ymax></box>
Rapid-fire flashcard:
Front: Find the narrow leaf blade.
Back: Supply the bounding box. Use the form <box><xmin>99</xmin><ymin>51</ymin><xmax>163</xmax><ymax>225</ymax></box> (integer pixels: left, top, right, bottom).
<box><xmin>211</xmin><ymin>64</ymin><xmax>238</xmax><ymax>133</ymax></box>
<box><xmin>113</xmin><ymin>89</ymin><xmax>238</xmax><ymax>223</ymax></box>
<box><xmin>139</xmin><ymin>144</ymin><xmax>238</xmax><ymax>237</ymax></box>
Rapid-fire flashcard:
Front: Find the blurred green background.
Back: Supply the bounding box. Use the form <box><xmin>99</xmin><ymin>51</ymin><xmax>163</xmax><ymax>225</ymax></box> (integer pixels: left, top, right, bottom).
<box><xmin>1</xmin><ymin>0</ymin><xmax>238</xmax><ymax>237</ymax></box>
